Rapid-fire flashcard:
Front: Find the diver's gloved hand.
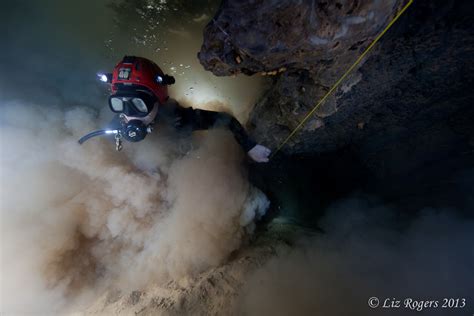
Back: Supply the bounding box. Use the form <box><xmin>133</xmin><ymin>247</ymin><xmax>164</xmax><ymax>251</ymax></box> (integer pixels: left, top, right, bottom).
<box><xmin>247</xmin><ymin>144</ymin><xmax>271</xmax><ymax>163</ymax></box>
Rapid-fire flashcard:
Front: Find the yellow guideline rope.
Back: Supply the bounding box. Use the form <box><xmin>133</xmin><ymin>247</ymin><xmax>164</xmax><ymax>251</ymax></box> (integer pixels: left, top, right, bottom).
<box><xmin>271</xmin><ymin>0</ymin><xmax>414</xmax><ymax>158</ymax></box>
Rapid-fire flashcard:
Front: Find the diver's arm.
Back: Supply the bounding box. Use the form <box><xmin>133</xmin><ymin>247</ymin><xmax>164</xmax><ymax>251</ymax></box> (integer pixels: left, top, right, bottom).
<box><xmin>189</xmin><ymin>109</ymin><xmax>271</xmax><ymax>162</ymax></box>
<box><xmin>189</xmin><ymin>109</ymin><xmax>255</xmax><ymax>151</ymax></box>
<box><xmin>163</xmin><ymin>100</ymin><xmax>270</xmax><ymax>162</ymax></box>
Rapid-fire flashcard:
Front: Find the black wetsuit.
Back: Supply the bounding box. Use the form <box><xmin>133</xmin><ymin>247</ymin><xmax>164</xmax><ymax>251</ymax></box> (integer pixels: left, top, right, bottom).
<box><xmin>111</xmin><ymin>100</ymin><xmax>257</xmax><ymax>152</ymax></box>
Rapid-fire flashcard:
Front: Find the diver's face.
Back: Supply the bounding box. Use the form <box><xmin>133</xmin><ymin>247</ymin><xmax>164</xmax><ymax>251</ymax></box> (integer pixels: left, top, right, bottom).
<box><xmin>123</xmin><ymin>102</ymin><xmax>159</xmax><ymax>125</ymax></box>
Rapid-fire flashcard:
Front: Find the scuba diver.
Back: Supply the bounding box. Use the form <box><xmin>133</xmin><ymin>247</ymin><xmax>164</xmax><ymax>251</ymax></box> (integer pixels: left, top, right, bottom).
<box><xmin>79</xmin><ymin>56</ymin><xmax>271</xmax><ymax>163</ymax></box>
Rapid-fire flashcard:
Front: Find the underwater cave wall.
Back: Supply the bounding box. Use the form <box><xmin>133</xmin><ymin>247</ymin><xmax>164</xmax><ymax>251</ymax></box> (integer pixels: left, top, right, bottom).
<box><xmin>199</xmin><ymin>0</ymin><xmax>474</xmax><ymax>222</ymax></box>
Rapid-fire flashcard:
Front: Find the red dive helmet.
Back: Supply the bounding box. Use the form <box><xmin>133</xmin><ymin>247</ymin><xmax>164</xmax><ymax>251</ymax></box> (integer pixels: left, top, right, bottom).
<box><xmin>79</xmin><ymin>56</ymin><xmax>175</xmax><ymax>148</ymax></box>
<box><xmin>107</xmin><ymin>56</ymin><xmax>175</xmax><ymax>117</ymax></box>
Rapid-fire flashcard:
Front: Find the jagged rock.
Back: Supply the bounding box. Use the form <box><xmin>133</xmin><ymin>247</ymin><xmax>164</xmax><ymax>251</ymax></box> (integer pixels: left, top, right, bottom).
<box><xmin>198</xmin><ymin>0</ymin><xmax>408</xmax><ymax>152</ymax></box>
<box><xmin>199</xmin><ymin>0</ymin><xmax>405</xmax><ymax>80</ymax></box>
<box><xmin>200</xmin><ymin>0</ymin><xmax>474</xmax><ymax>158</ymax></box>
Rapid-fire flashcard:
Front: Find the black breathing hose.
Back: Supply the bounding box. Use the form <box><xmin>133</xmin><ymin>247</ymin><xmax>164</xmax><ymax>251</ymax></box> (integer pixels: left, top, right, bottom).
<box><xmin>78</xmin><ymin>130</ymin><xmax>114</xmax><ymax>145</ymax></box>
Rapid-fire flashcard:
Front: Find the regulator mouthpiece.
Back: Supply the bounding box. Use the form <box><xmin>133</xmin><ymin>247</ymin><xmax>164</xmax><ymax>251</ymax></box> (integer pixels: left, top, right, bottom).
<box><xmin>122</xmin><ymin>120</ymin><xmax>148</xmax><ymax>142</ymax></box>
<box><xmin>78</xmin><ymin>121</ymin><xmax>151</xmax><ymax>151</ymax></box>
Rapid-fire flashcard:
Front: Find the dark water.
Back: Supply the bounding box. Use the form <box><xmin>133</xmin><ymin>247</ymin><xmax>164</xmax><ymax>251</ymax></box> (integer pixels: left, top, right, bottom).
<box><xmin>1</xmin><ymin>0</ymin><xmax>262</xmax><ymax>121</ymax></box>
<box><xmin>252</xmin><ymin>144</ymin><xmax>474</xmax><ymax>229</ymax></box>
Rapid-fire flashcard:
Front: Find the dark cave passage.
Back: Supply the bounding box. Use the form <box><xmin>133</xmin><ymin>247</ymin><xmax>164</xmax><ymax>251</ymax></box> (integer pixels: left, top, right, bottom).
<box><xmin>250</xmin><ymin>100</ymin><xmax>474</xmax><ymax>228</ymax></box>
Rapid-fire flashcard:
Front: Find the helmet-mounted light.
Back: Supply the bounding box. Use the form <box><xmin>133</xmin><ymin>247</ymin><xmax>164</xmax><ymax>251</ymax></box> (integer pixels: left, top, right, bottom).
<box><xmin>97</xmin><ymin>73</ymin><xmax>112</xmax><ymax>83</ymax></box>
